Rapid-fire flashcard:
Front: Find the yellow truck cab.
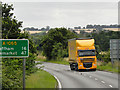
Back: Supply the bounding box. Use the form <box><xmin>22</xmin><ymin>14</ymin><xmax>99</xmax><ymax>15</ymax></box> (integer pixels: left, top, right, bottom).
<box><xmin>68</xmin><ymin>38</ymin><xmax>97</xmax><ymax>71</ymax></box>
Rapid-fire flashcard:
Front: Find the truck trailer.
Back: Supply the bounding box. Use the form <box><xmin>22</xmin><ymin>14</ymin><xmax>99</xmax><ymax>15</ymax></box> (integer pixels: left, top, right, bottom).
<box><xmin>68</xmin><ymin>38</ymin><xmax>97</xmax><ymax>71</ymax></box>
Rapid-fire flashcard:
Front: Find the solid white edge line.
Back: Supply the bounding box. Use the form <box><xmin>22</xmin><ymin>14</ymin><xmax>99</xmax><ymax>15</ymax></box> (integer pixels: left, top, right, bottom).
<box><xmin>43</xmin><ymin>68</ymin><xmax>62</xmax><ymax>88</ymax></box>
<box><xmin>53</xmin><ymin>75</ymin><xmax>62</xmax><ymax>88</ymax></box>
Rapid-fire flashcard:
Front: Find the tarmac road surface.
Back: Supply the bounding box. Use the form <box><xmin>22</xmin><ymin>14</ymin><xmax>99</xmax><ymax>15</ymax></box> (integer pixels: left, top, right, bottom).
<box><xmin>36</xmin><ymin>62</ymin><xmax>119</xmax><ymax>89</ymax></box>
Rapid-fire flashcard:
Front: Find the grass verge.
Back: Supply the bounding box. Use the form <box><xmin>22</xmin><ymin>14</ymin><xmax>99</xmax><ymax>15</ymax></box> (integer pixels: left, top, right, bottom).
<box><xmin>38</xmin><ymin>58</ymin><xmax>69</xmax><ymax>65</ymax></box>
<box><xmin>36</xmin><ymin>55</ymin><xmax>69</xmax><ymax>65</ymax></box>
<box><xmin>97</xmin><ymin>61</ymin><xmax>119</xmax><ymax>73</ymax></box>
<box><xmin>45</xmin><ymin>60</ymin><xmax>69</xmax><ymax>65</ymax></box>
<box><xmin>26</xmin><ymin>69</ymin><xmax>57</xmax><ymax>88</ymax></box>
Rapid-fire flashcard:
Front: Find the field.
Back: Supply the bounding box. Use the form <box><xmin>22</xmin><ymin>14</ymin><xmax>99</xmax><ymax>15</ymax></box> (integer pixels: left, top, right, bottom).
<box><xmin>21</xmin><ymin>28</ymin><xmax>119</xmax><ymax>34</ymax></box>
<box><xmin>103</xmin><ymin>28</ymin><xmax>119</xmax><ymax>31</ymax></box>
<box><xmin>77</xmin><ymin>28</ymin><xmax>119</xmax><ymax>31</ymax></box>
<box><xmin>21</xmin><ymin>31</ymin><xmax>46</xmax><ymax>34</ymax></box>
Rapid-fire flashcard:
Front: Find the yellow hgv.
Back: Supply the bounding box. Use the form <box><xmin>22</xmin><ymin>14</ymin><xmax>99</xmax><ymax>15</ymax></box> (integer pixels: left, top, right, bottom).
<box><xmin>68</xmin><ymin>38</ymin><xmax>97</xmax><ymax>71</ymax></box>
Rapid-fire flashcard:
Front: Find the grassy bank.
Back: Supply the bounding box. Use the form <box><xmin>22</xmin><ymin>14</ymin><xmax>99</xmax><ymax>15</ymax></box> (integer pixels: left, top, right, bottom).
<box><xmin>97</xmin><ymin>61</ymin><xmax>119</xmax><ymax>73</ymax></box>
<box><xmin>45</xmin><ymin>60</ymin><xmax>69</xmax><ymax>65</ymax></box>
<box><xmin>36</xmin><ymin>53</ymin><xmax>69</xmax><ymax>65</ymax></box>
<box><xmin>26</xmin><ymin>69</ymin><xmax>57</xmax><ymax>88</ymax></box>
<box><xmin>38</xmin><ymin>58</ymin><xmax>69</xmax><ymax>65</ymax></box>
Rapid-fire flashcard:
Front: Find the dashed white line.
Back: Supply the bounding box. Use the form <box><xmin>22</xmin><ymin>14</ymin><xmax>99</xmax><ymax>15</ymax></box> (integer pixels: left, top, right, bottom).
<box><xmin>95</xmin><ymin>78</ymin><xmax>98</xmax><ymax>80</ymax></box>
<box><xmin>101</xmin><ymin>81</ymin><xmax>105</xmax><ymax>83</ymax></box>
<box><xmin>109</xmin><ymin>85</ymin><xmax>113</xmax><ymax>88</ymax></box>
<box><xmin>89</xmin><ymin>76</ymin><xmax>92</xmax><ymax>78</ymax></box>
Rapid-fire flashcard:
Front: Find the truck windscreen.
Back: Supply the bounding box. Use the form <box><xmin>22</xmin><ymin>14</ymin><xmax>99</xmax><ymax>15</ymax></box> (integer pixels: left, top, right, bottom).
<box><xmin>78</xmin><ymin>50</ymin><xmax>95</xmax><ymax>57</ymax></box>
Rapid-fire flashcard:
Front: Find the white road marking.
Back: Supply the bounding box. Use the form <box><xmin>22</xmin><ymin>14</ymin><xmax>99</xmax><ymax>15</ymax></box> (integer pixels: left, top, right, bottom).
<box><xmin>101</xmin><ymin>81</ymin><xmax>105</xmax><ymax>83</ymax></box>
<box><xmin>89</xmin><ymin>76</ymin><xmax>92</xmax><ymax>78</ymax></box>
<box><xmin>95</xmin><ymin>78</ymin><xmax>98</xmax><ymax>80</ymax></box>
<box><xmin>109</xmin><ymin>85</ymin><xmax>113</xmax><ymax>88</ymax></box>
<box><xmin>53</xmin><ymin>75</ymin><xmax>62</xmax><ymax>88</ymax></box>
<box><xmin>43</xmin><ymin>68</ymin><xmax>62</xmax><ymax>89</ymax></box>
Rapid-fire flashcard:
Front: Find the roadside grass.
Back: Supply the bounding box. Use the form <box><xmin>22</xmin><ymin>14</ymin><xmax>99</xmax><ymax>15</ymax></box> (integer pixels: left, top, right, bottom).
<box><xmin>45</xmin><ymin>59</ymin><xmax>69</xmax><ymax>65</ymax></box>
<box><xmin>36</xmin><ymin>53</ymin><xmax>69</xmax><ymax>65</ymax></box>
<box><xmin>26</xmin><ymin>69</ymin><xmax>57</xmax><ymax>88</ymax></box>
<box><xmin>36</xmin><ymin>52</ymin><xmax>46</xmax><ymax>61</ymax></box>
<box><xmin>97</xmin><ymin>61</ymin><xmax>119</xmax><ymax>73</ymax></box>
<box><xmin>37</xmin><ymin>58</ymin><xmax>69</xmax><ymax>65</ymax></box>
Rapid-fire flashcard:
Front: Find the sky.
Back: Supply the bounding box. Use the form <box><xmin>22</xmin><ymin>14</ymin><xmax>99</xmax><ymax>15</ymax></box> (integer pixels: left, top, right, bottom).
<box><xmin>1</xmin><ymin>0</ymin><xmax>119</xmax><ymax>29</ymax></box>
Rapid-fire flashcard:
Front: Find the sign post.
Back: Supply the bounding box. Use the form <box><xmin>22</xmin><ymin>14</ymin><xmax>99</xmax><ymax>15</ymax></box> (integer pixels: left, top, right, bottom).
<box><xmin>23</xmin><ymin>58</ymin><xmax>26</xmax><ymax>90</ymax></box>
<box><xmin>0</xmin><ymin>39</ymin><xmax>29</xmax><ymax>89</ymax></box>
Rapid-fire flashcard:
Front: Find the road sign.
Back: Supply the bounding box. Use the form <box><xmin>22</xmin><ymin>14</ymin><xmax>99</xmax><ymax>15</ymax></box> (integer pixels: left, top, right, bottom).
<box><xmin>0</xmin><ymin>39</ymin><xmax>29</xmax><ymax>57</ymax></box>
<box><xmin>110</xmin><ymin>39</ymin><xmax>120</xmax><ymax>59</ymax></box>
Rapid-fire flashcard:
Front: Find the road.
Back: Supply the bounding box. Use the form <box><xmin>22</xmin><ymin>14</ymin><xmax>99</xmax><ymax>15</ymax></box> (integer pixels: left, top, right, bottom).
<box><xmin>36</xmin><ymin>62</ymin><xmax>119</xmax><ymax>89</ymax></box>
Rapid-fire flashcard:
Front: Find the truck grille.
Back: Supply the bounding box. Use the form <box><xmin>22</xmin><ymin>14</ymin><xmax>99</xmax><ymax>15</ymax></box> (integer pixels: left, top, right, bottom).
<box><xmin>83</xmin><ymin>62</ymin><xmax>92</xmax><ymax>68</ymax></box>
<box><xmin>83</xmin><ymin>58</ymin><xmax>94</xmax><ymax>61</ymax></box>
<box><xmin>81</xmin><ymin>58</ymin><xmax>94</xmax><ymax>62</ymax></box>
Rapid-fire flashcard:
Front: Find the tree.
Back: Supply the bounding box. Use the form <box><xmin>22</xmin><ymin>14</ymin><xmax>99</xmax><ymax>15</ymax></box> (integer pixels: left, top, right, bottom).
<box><xmin>2</xmin><ymin>3</ymin><xmax>37</xmax><ymax>88</ymax></box>
<box><xmin>41</xmin><ymin>28</ymin><xmax>78</xmax><ymax>60</ymax></box>
<box><xmin>92</xmin><ymin>31</ymin><xmax>120</xmax><ymax>51</ymax></box>
<box><xmin>2</xmin><ymin>4</ymin><xmax>22</xmax><ymax>39</ymax></box>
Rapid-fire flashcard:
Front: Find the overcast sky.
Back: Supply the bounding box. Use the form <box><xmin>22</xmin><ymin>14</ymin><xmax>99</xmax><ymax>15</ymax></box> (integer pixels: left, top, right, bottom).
<box><xmin>2</xmin><ymin>1</ymin><xmax>118</xmax><ymax>29</ymax></box>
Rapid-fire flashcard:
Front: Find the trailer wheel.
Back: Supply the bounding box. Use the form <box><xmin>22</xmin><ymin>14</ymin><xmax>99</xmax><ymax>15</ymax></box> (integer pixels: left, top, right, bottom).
<box><xmin>70</xmin><ymin>64</ymin><xmax>74</xmax><ymax>70</ymax></box>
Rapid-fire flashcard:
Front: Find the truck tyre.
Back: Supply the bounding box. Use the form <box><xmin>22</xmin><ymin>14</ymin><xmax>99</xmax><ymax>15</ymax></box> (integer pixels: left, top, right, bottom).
<box><xmin>70</xmin><ymin>64</ymin><xmax>74</xmax><ymax>70</ymax></box>
<box><xmin>75</xmin><ymin>63</ymin><xmax>78</xmax><ymax>71</ymax></box>
<box><xmin>71</xmin><ymin>68</ymin><xmax>74</xmax><ymax>70</ymax></box>
<box><xmin>92</xmin><ymin>69</ymin><xmax>96</xmax><ymax>71</ymax></box>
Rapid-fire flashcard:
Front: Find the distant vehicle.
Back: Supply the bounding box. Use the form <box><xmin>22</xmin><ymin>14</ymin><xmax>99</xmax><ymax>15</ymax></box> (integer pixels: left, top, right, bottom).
<box><xmin>68</xmin><ymin>38</ymin><xmax>97</xmax><ymax>71</ymax></box>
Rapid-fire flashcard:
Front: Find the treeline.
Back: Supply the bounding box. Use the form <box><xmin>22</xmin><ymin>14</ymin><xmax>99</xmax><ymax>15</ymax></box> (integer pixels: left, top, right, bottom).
<box><xmin>86</xmin><ymin>24</ymin><xmax>120</xmax><ymax>29</ymax></box>
<box><xmin>24</xmin><ymin>24</ymin><xmax>120</xmax><ymax>32</ymax></box>
<box><xmin>24</xmin><ymin>27</ymin><xmax>40</xmax><ymax>31</ymax></box>
<box><xmin>33</xmin><ymin>27</ymin><xmax>120</xmax><ymax>62</ymax></box>
<box><xmin>2</xmin><ymin>4</ymin><xmax>37</xmax><ymax>88</ymax></box>
<box><xmin>24</xmin><ymin>26</ymin><xmax>50</xmax><ymax>31</ymax></box>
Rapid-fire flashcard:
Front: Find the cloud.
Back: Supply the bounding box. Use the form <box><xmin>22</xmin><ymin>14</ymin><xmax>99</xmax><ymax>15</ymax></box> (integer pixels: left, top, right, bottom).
<box><xmin>11</xmin><ymin>2</ymin><xmax>118</xmax><ymax>28</ymax></box>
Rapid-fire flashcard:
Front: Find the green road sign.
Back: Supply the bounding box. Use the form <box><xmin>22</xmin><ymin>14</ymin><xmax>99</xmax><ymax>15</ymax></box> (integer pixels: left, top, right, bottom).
<box><xmin>0</xmin><ymin>39</ymin><xmax>29</xmax><ymax>57</ymax></box>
